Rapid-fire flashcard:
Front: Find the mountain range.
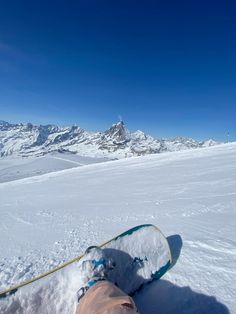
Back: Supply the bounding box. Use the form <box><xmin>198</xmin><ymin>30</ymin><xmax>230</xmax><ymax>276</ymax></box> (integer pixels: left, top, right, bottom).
<box><xmin>0</xmin><ymin>120</ymin><xmax>219</xmax><ymax>158</ymax></box>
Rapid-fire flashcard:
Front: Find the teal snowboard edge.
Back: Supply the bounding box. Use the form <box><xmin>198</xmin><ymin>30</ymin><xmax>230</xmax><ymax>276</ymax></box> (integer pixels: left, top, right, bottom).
<box><xmin>113</xmin><ymin>224</ymin><xmax>157</xmax><ymax>240</ymax></box>
<box><xmin>130</xmin><ymin>260</ymin><xmax>171</xmax><ymax>296</ymax></box>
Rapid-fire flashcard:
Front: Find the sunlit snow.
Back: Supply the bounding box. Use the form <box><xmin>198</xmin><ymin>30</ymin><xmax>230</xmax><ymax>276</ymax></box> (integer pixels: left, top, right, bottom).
<box><xmin>0</xmin><ymin>143</ymin><xmax>235</xmax><ymax>313</ymax></box>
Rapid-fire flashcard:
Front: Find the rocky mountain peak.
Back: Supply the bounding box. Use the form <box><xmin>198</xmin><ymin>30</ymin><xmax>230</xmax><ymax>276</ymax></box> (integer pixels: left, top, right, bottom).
<box><xmin>104</xmin><ymin>121</ymin><xmax>130</xmax><ymax>143</ymax></box>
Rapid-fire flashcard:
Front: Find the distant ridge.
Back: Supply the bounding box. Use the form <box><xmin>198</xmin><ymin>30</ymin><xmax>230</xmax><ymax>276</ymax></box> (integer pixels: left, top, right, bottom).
<box><xmin>0</xmin><ymin>120</ymin><xmax>219</xmax><ymax>158</ymax></box>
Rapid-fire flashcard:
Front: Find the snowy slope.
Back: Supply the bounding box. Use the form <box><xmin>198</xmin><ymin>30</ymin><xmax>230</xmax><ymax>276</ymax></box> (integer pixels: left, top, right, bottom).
<box><xmin>0</xmin><ymin>143</ymin><xmax>236</xmax><ymax>313</ymax></box>
<box><xmin>0</xmin><ymin>153</ymin><xmax>108</xmax><ymax>183</ymax></box>
<box><xmin>0</xmin><ymin>120</ymin><xmax>219</xmax><ymax>159</ymax></box>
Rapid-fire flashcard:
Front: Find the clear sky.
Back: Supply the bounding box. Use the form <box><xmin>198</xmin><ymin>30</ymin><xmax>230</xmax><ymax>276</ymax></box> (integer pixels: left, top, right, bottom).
<box><xmin>0</xmin><ymin>0</ymin><xmax>235</xmax><ymax>141</ymax></box>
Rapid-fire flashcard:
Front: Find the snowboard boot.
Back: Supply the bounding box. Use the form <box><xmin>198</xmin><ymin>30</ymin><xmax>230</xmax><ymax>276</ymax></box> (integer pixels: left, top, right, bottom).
<box><xmin>77</xmin><ymin>246</ymin><xmax>115</xmax><ymax>302</ymax></box>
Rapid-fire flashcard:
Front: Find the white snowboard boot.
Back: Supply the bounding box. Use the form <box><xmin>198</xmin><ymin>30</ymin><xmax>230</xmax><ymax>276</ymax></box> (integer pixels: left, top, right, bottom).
<box><xmin>77</xmin><ymin>246</ymin><xmax>115</xmax><ymax>302</ymax></box>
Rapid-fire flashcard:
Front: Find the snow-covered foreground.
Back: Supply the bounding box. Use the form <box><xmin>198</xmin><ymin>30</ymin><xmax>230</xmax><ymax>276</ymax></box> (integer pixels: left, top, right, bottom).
<box><xmin>0</xmin><ymin>143</ymin><xmax>236</xmax><ymax>313</ymax></box>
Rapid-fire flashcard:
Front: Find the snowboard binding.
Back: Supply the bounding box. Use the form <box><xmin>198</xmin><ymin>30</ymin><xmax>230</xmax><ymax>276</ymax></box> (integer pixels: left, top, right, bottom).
<box><xmin>77</xmin><ymin>246</ymin><xmax>115</xmax><ymax>302</ymax></box>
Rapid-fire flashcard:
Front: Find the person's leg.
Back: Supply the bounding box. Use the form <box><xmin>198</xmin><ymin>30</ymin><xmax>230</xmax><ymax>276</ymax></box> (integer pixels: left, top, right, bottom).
<box><xmin>75</xmin><ymin>246</ymin><xmax>139</xmax><ymax>313</ymax></box>
<box><xmin>76</xmin><ymin>280</ymin><xmax>139</xmax><ymax>314</ymax></box>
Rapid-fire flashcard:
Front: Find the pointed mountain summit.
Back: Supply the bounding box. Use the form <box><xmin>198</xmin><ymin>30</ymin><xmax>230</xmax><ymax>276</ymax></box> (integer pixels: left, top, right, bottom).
<box><xmin>104</xmin><ymin>121</ymin><xmax>130</xmax><ymax>144</ymax></box>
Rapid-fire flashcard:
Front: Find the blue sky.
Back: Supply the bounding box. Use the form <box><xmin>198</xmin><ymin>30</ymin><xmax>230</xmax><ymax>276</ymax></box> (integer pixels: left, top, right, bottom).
<box><xmin>0</xmin><ymin>0</ymin><xmax>235</xmax><ymax>141</ymax></box>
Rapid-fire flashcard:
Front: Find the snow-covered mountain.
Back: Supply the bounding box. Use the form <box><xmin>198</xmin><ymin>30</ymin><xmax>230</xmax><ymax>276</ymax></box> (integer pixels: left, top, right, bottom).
<box><xmin>0</xmin><ymin>120</ymin><xmax>219</xmax><ymax>158</ymax></box>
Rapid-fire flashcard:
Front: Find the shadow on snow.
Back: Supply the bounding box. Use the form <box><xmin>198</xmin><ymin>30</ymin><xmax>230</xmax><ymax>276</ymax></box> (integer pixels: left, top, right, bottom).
<box><xmin>134</xmin><ymin>279</ymin><xmax>230</xmax><ymax>314</ymax></box>
<box><xmin>134</xmin><ymin>234</ymin><xmax>229</xmax><ymax>314</ymax></box>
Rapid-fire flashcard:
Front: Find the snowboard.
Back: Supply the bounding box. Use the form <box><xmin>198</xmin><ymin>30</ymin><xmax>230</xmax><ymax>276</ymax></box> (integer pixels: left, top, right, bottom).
<box><xmin>0</xmin><ymin>224</ymin><xmax>171</xmax><ymax>298</ymax></box>
<box><xmin>101</xmin><ymin>224</ymin><xmax>172</xmax><ymax>294</ymax></box>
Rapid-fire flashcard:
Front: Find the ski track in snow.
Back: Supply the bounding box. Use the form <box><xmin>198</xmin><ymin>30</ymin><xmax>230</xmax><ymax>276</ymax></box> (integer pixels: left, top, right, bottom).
<box><xmin>0</xmin><ymin>143</ymin><xmax>236</xmax><ymax>313</ymax></box>
<box><xmin>49</xmin><ymin>156</ymin><xmax>84</xmax><ymax>166</ymax></box>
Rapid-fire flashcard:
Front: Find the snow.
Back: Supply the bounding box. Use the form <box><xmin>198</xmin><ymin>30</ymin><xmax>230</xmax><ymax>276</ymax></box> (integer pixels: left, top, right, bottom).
<box><xmin>0</xmin><ymin>153</ymin><xmax>108</xmax><ymax>183</ymax></box>
<box><xmin>0</xmin><ymin>142</ymin><xmax>236</xmax><ymax>313</ymax></box>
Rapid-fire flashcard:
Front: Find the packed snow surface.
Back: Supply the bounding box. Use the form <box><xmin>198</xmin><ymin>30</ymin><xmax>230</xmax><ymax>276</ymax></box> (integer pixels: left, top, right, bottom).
<box><xmin>0</xmin><ymin>142</ymin><xmax>236</xmax><ymax>313</ymax></box>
